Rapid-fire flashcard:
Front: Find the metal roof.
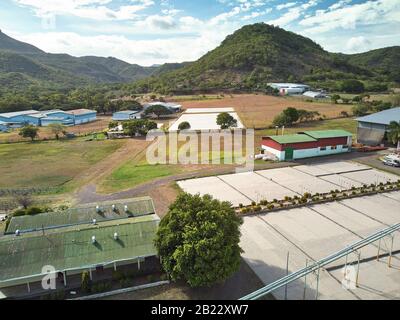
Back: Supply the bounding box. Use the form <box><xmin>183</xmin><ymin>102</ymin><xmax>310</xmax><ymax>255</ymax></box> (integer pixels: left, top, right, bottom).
<box><xmin>302</xmin><ymin>130</ymin><xmax>353</xmax><ymax>139</ymax></box>
<box><xmin>356</xmin><ymin>107</ymin><xmax>400</xmax><ymax>126</ymax></box>
<box><xmin>114</xmin><ymin>110</ymin><xmax>142</xmax><ymax>115</ymax></box>
<box><xmin>0</xmin><ymin>110</ymin><xmax>41</xmax><ymax>118</ymax></box>
<box><xmin>267</xmin><ymin>134</ymin><xmax>317</xmax><ymax>144</ymax></box>
<box><xmin>0</xmin><ymin>215</ymin><xmax>159</xmax><ymax>285</ymax></box>
<box><xmin>6</xmin><ymin>197</ymin><xmax>156</xmax><ymax>234</ymax></box>
<box><xmin>67</xmin><ymin>109</ymin><xmax>97</xmax><ymax>116</ymax></box>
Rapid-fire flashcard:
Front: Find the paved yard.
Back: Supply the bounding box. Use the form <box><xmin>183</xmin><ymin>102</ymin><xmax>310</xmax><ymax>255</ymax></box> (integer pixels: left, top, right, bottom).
<box><xmin>240</xmin><ymin>192</ymin><xmax>400</xmax><ymax>300</ymax></box>
<box><xmin>178</xmin><ymin>160</ymin><xmax>400</xmax><ymax>206</ymax></box>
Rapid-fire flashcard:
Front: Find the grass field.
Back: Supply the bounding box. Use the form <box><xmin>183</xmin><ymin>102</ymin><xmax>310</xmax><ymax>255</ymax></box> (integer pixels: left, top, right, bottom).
<box><xmin>99</xmin><ymin>162</ymin><xmax>182</xmax><ymax>193</ymax></box>
<box><xmin>176</xmin><ymin>94</ymin><xmax>353</xmax><ymax>128</ymax></box>
<box><xmin>0</xmin><ymin>138</ymin><xmax>125</xmax><ymax>192</ymax></box>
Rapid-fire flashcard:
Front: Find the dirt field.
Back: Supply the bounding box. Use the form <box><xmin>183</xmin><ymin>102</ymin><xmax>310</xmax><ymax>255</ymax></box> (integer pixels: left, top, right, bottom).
<box><xmin>0</xmin><ymin>116</ymin><xmax>112</xmax><ymax>143</ymax></box>
<box><xmin>176</xmin><ymin>94</ymin><xmax>353</xmax><ymax>128</ymax></box>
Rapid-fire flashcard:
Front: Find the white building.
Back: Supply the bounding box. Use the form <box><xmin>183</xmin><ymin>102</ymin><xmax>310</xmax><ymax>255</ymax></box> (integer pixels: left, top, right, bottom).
<box><xmin>303</xmin><ymin>91</ymin><xmax>328</xmax><ymax>99</ymax></box>
<box><xmin>268</xmin><ymin>83</ymin><xmax>311</xmax><ymax>96</ymax></box>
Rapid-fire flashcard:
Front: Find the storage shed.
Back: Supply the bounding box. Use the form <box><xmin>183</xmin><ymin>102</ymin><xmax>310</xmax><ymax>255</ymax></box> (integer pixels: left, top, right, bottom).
<box><xmin>112</xmin><ymin>110</ymin><xmax>143</xmax><ymax>121</ymax></box>
<box><xmin>262</xmin><ymin>130</ymin><xmax>352</xmax><ymax>161</ymax></box>
<box><xmin>356</xmin><ymin>107</ymin><xmax>400</xmax><ymax>145</ymax></box>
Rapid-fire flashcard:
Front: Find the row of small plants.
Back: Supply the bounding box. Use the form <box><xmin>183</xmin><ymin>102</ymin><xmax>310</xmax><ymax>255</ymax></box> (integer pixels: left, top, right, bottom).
<box><xmin>237</xmin><ymin>180</ymin><xmax>400</xmax><ymax>215</ymax></box>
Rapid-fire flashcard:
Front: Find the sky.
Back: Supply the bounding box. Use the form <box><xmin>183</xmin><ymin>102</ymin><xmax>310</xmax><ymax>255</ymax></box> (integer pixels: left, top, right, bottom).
<box><xmin>0</xmin><ymin>0</ymin><xmax>399</xmax><ymax>66</ymax></box>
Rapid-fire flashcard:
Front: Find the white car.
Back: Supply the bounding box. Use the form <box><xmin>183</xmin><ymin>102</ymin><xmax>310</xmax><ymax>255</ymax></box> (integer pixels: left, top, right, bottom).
<box><xmin>383</xmin><ymin>158</ymin><xmax>400</xmax><ymax>167</ymax></box>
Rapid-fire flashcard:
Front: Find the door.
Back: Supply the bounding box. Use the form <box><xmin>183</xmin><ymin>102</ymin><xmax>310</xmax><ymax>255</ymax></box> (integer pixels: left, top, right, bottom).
<box><xmin>284</xmin><ymin>147</ymin><xmax>294</xmax><ymax>161</ymax></box>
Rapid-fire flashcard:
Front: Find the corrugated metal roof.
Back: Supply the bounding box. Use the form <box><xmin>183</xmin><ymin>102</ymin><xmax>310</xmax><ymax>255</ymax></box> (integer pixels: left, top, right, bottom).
<box><xmin>303</xmin><ymin>130</ymin><xmax>352</xmax><ymax>139</ymax></box>
<box><xmin>6</xmin><ymin>197</ymin><xmax>156</xmax><ymax>234</ymax></box>
<box><xmin>356</xmin><ymin>107</ymin><xmax>400</xmax><ymax>126</ymax></box>
<box><xmin>67</xmin><ymin>109</ymin><xmax>97</xmax><ymax>116</ymax></box>
<box><xmin>0</xmin><ymin>110</ymin><xmax>41</xmax><ymax>118</ymax></box>
<box><xmin>267</xmin><ymin>134</ymin><xmax>317</xmax><ymax>144</ymax></box>
<box><xmin>0</xmin><ymin>215</ymin><xmax>159</xmax><ymax>284</ymax></box>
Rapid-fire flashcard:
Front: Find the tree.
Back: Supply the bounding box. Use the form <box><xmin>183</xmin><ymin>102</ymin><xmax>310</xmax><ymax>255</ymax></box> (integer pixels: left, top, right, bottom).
<box><xmin>387</xmin><ymin>121</ymin><xmax>400</xmax><ymax>150</ymax></box>
<box><xmin>340</xmin><ymin>80</ymin><xmax>365</xmax><ymax>94</ymax></box>
<box><xmin>123</xmin><ymin>119</ymin><xmax>157</xmax><ymax>136</ymax></box>
<box><xmin>352</xmin><ymin>104</ymin><xmax>370</xmax><ymax>116</ymax></box>
<box><xmin>19</xmin><ymin>125</ymin><xmax>39</xmax><ymax>141</ymax></box>
<box><xmin>178</xmin><ymin>121</ymin><xmax>191</xmax><ymax>130</ymax></box>
<box><xmin>48</xmin><ymin>123</ymin><xmax>66</xmax><ymax>140</ymax></box>
<box><xmin>340</xmin><ymin>111</ymin><xmax>349</xmax><ymax>118</ymax></box>
<box><xmin>144</xmin><ymin>105</ymin><xmax>172</xmax><ymax>118</ymax></box>
<box><xmin>15</xmin><ymin>193</ymin><xmax>33</xmax><ymax>209</ymax></box>
<box><xmin>272</xmin><ymin>107</ymin><xmax>299</xmax><ymax>127</ymax></box>
<box><xmin>108</xmin><ymin>121</ymin><xmax>119</xmax><ymax>129</ymax></box>
<box><xmin>216</xmin><ymin>112</ymin><xmax>237</xmax><ymax>129</ymax></box>
<box><xmin>331</xmin><ymin>94</ymin><xmax>341</xmax><ymax>104</ymax></box>
<box><xmin>155</xmin><ymin>193</ymin><xmax>243</xmax><ymax>287</ymax></box>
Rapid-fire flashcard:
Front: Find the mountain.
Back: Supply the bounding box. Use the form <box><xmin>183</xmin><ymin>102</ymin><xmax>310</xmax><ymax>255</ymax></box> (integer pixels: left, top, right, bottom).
<box><xmin>129</xmin><ymin>23</ymin><xmax>400</xmax><ymax>93</ymax></box>
<box><xmin>0</xmin><ymin>30</ymin><xmax>187</xmax><ymax>91</ymax></box>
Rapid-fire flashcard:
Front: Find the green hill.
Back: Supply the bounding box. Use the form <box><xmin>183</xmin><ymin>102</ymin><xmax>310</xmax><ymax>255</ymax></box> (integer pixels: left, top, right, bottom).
<box><xmin>0</xmin><ymin>30</ymin><xmax>186</xmax><ymax>91</ymax></box>
<box><xmin>129</xmin><ymin>23</ymin><xmax>400</xmax><ymax>94</ymax></box>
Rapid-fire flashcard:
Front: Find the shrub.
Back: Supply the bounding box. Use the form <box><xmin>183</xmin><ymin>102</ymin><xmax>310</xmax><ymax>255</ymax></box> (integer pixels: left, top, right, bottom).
<box><xmin>267</xmin><ymin>204</ymin><xmax>275</xmax><ymax>210</ymax></box>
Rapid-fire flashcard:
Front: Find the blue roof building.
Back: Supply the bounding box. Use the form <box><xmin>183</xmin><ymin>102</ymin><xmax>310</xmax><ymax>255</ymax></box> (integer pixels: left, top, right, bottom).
<box><xmin>0</xmin><ymin>109</ymin><xmax>97</xmax><ymax>127</ymax></box>
<box><xmin>112</xmin><ymin>110</ymin><xmax>143</xmax><ymax>121</ymax></box>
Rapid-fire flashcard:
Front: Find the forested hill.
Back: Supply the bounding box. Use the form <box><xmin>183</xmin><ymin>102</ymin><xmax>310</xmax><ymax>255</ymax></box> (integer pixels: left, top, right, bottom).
<box><xmin>129</xmin><ymin>23</ymin><xmax>400</xmax><ymax>94</ymax></box>
<box><xmin>0</xmin><ymin>30</ymin><xmax>187</xmax><ymax>91</ymax></box>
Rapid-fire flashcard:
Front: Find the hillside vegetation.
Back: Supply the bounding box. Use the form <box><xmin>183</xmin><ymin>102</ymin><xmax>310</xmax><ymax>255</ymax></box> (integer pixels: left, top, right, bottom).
<box><xmin>0</xmin><ymin>30</ymin><xmax>186</xmax><ymax>91</ymax></box>
<box><xmin>128</xmin><ymin>23</ymin><xmax>400</xmax><ymax>94</ymax></box>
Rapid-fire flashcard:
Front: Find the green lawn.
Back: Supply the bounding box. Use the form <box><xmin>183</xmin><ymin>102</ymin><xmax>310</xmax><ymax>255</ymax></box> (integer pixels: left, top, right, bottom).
<box><xmin>99</xmin><ymin>162</ymin><xmax>182</xmax><ymax>193</ymax></box>
<box><xmin>0</xmin><ymin>139</ymin><xmax>125</xmax><ymax>193</ymax></box>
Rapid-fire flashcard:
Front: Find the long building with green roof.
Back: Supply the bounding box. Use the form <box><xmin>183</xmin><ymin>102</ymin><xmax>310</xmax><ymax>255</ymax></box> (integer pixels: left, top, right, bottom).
<box><xmin>262</xmin><ymin>130</ymin><xmax>352</xmax><ymax>161</ymax></box>
<box><xmin>0</xmin><ymin>197</ymin><xmax>160</xmax><ymax>298</ymax></box>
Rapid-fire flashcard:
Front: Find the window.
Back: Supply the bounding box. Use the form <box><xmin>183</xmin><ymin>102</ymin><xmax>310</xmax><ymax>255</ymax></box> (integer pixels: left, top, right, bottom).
<box><xmin>320</xmin><ymin>147</ymin><xmax>327</xmax><ymax>151</ymax></box>
<box><xmin>343</xmin><ymin>145</ymin><xmax>349</xmax><ymax>149</ymax></box>
<box><xmin>331</xmin><ymin>146</ymin><xmax>337</xmax><ymax>150</ymax></box>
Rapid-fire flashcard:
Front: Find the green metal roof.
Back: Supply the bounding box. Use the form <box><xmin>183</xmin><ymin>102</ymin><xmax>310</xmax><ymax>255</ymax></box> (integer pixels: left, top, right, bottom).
<box><xmin>267</xmin><ymin>134</ymin><xmax>317</xmax><ymax>144</ymax></box>
<box><xmin>302</xmin><ymin>130</ymin><xmax>352</xmax><ymax>139</ymax></box>
<box><xmin>0</xmin><ymin>215</ymin><xmax>159</xmax><ymax>284</ymax></box>
<box><xmin>6</xmin><ymin>197</ymin><xmax>155</xmax><ymax>235</ymax></box>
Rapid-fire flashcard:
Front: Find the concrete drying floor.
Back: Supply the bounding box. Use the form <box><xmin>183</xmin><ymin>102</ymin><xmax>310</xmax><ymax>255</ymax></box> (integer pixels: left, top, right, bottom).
<box><xmin>240</xmin><ymin>192</ymin><xmax>400</xmax><ymax>300</ymax></box>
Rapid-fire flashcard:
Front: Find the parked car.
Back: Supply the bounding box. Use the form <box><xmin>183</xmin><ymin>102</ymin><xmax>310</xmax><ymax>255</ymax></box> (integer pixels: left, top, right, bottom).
<box><xmin>383</xmin><ymin>158</ymin><xmax>400</xmax><ymax>167</ymax></box>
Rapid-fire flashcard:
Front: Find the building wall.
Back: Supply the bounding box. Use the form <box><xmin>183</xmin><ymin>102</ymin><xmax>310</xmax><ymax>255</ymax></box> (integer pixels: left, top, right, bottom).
<box><xmin>262</xmin><ymin>136</ymin><xmax>349</xmax><ymax>151</ymax></box>
<box><xmin>0</xmin><ymin>115</ymin><xmax>41</xmax><ymax>126</ymax></box>
<box><xmin>262</xmin><ymin>139</ymin><xmax>351</xmax><ymax>161</ymax></box>
<box><xmin>74</xmin><ymin>113</ymin><xmax>97</xmax><ymax>125</ymax></box>
<box><xmin>112</xmin><ymin>113</ymin><xmax>142</xmax><ymax>121</ymax></box>
<box><xmin>0</xmin><ymin>124</ymin><xmax>9</xmax><ymax>132</ymax></box>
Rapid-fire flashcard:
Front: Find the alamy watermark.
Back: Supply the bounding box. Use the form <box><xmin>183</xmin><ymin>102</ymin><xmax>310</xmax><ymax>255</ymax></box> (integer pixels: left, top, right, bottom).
<box><xmin>146</xmin><ymin>129</ymin><xmax>255</xmax><ymax>172</ymax></box>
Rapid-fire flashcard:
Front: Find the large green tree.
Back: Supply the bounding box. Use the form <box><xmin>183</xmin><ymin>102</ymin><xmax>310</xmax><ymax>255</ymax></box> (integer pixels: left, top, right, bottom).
<box><xmin>122</xmin><ymin>119</ymin><xmax>157</xmax><ymax>136</ymax></box>
<box><xmin>155</xmin><ymin>193</ymin><xmax>243</xmax><ymax>287</ymax></box>
<box><xmin>144</xmin><ymin>105</ymin><xmax>173</xmax><ymax>118</ymax></box>
<box><xmin>273</xmin><ymin>107</ymin><xmax>300</xmax><ymax>127</ymax></box>
<box><xmin>48</xmin><ymin>123</ymin><xmax>66</xmax><ymax>140</ymax></box>
<box><xmin>216</xmin><ymin>112</ymin><xmax>238</xmax><ymax>129</ymax></box>
<box><xmin>388</xmin><ymin>121</ymin><xmax>400</xmax><ymax>150</ymax></box>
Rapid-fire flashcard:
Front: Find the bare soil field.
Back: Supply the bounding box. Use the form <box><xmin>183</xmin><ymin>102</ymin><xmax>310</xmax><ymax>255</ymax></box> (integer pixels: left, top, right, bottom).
<box><xmin>175</xmin><ymin>94</ymin><xmax>353</xmax><ymax>128</ymax></box>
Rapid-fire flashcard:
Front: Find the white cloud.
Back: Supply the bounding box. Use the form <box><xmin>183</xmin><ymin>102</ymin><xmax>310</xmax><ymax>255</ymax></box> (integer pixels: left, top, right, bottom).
<box><xmin>267</xmin><ymin>7</ymin><xmax>302</xmax><ymax>26</ymax></box>
<box><xmin>300</xmin><ymin>0</ymin><xmax>400</xmax><ymax>33</ymax></box>
<box><xmin>345</xmin><ymin>36</ymin><xmax>371</xmax><ymax>52</ymax></box>
<box><xmin>276</xmin><ymin>2</ymin><xmax>297</xmax><ymax>10</ymax></box>
<box><xmin>13</xmin><ymin>0</ymin><xmax>154</xmax><ymax>20</ymax></box>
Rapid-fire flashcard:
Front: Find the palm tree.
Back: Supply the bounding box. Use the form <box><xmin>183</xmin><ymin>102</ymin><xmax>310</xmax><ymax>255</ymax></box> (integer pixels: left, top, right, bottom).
<box><xmin>387</xmin><ymin>121</ymin><xmax>400</xmax><ymax>150</ymax></box>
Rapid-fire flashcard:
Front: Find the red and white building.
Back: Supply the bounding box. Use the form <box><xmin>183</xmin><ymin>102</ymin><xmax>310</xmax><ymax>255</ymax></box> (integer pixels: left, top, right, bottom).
<box><xmin>261</xmin><ymin>130</ymin><xmax>353</xmax><ymax>161</ymax></box>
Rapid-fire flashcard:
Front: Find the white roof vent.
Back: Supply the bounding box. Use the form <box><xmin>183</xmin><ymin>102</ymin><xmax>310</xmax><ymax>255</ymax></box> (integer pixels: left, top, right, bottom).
<box><xmin>112</xmin><ymin>204</ymin><xmax>116</xmax><ymax>212</ymax></box>
<box><xmin>114</xmin><ymin>232</ymin><xmax>118</xmax><ymax>240</ymax></box>
<box><xmin>124</xmin><ymin>205</ymin><xmax>129</xmax><ymax>213</ymax></box>
<box><xmin>91</xmin><ymin>235</ymin><xmax>96</xmax><ymax>244</ymax></box>
<box><xmin>92</xmin><ymin>218</ymin><xmax>97</xmax><ymax>225</ymax></box>
<box><xmin>96</xmin><ymin>205</ymin><xmax>101</xmax><ymax>213</ymax></box>
<box><xmin>15</xmin><ymin>230</ymin><xmax>20</xmax><ymax>236</ymax></box>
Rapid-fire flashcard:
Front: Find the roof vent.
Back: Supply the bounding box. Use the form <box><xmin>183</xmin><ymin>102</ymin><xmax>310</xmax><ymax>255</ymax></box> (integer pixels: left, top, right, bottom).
<box><xmin>15</xmin><ymin>229</ymin><xmax>20</xmax><ymax>236</ymax></box>
<box><xmin>124</xmin><ymin>205</ymin><xmax>129</xmax><ymax>213</ymax></box>
<box><xmin>92</xmin><ymin>218</ymin><xmax>97</xmax><ymax>225</ymax></box>
<box><xmin>96</xmin><ymin>205</ymin><xmax>101</xmax><ymax>213</ymax></box>
<box><xmin>112</xmin><ymin>204</ymin><xmax>116</xmax><ymax>212</ymax></box>
<box><xmin>114</xmin><ymin>232</ymin><xmax>118</xmax><ymax>240</ymax></box>
<box><xmin>91</xmin><ymin>235</ymin><xmax>96</xmax><ymax>244</ymax></box>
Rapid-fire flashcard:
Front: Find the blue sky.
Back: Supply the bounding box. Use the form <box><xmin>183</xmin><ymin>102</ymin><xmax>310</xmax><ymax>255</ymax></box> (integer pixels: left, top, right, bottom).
<box><xmin>1</xmin><ymin>0</ymin><xmax>399</xmax><ymax>65</ymax></box>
